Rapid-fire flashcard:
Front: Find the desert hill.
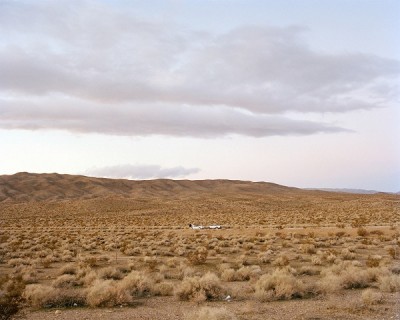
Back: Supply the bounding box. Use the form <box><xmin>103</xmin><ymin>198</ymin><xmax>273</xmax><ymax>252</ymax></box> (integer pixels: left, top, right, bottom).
<box><xmin>0</xmin><ymin>172</ymin><xmax>300</xmax><ymax>202</ymax></box>
<box><xmin>0</xmin><ymin>172</ymin><xmax>398</xmax><ymax>229</ymax></box>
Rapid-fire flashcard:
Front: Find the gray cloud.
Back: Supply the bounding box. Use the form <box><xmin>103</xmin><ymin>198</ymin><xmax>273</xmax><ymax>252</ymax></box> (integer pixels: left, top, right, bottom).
<box><xmin>86</xmin><ymin>164</ymin><xmax>200</xmax><ymax>179</ymax></box>
<box><xmin>0</xmin><ymin>97</ymin><xmax>347</xmax><ymax>137</ymax></box>
<box><xmin>0</xmin><ymin>0</ymin><xmax>398</xmax><ymax>137</ymax></box>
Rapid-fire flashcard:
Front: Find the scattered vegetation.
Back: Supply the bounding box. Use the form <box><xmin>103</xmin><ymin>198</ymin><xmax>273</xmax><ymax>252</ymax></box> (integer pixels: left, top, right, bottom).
<box><xmin>0</xmin><ymin>176</ymin><xmax>399</xmax><ymax>318</ymax></box>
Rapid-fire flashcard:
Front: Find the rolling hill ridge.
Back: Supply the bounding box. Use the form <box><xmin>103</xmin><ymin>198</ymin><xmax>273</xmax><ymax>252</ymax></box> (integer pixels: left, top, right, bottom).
<box><xmin>0</xmin><ymin>172</ymin><xmax>300</xmax><ymax>202</ymax></box>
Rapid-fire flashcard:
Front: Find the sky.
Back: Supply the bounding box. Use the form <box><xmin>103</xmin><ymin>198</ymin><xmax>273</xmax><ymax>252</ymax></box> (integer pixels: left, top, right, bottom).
<box><xmin>0</xmin><ymin>0</ymin><xmax>399</xmax><ymax>192</ymax></box>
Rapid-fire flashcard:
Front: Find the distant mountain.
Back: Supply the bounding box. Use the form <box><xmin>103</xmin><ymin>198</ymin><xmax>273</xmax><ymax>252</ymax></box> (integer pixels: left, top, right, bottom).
<box><xmin>0</xmin><ymin>172</ymin><xmax>300</xmax><ymax>202</ymax></box>
<box><xmin>305</xmin><ymin>188</ymin><xmax>384</xmax><ymax>194</ymax></box>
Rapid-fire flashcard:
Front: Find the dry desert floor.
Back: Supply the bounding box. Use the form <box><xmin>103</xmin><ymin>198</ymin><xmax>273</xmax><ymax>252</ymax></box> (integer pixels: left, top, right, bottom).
<box><xmin>0</xmin><ymin>174</ymin><xmax>399</xmax><ymax>320</ymax></box>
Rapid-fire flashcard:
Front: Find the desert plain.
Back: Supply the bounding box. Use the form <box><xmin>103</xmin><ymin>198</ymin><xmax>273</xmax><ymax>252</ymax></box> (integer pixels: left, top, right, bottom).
<box><xmin>0</xmin><ymin>173</ymin><xmax>399</xmax><ymax>320</ymax></box>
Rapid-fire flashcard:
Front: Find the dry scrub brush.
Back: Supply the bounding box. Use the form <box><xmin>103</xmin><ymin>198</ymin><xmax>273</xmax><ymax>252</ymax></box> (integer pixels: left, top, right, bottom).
<box><xmin>175</xmin><ymin>272</ymin><xmax>226</xmax><ymax>302</ymax></box>
<box><xmin>23</xmin><ymin>284</ymin><xmax>85</xmax><ymax>308</ymax></box>
<box><xmin>0</xmin><ymin>275</ymin><xmax>25</xmax><ymax>320</ymax></box>
<box><xmin>85</xmin><ymin>280</ymin><xmax>133</xmax><ymax>307</ymax></box>
<box><xmin>361</xmin><ymin>289</ymin><xmax>383</xmax><ymax>305</ymax></box>
<box><xmin>254</xmin><ymin>268</ymin><xmax>317</xmax><ymax>302</ymax></box>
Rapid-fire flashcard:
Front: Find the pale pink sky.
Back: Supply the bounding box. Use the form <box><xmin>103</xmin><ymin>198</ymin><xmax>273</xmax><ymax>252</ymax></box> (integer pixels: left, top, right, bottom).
<box><xmin>1</xmin><ymin>0</ymin><xmax>399</xmax><ymax>192</ymax></box>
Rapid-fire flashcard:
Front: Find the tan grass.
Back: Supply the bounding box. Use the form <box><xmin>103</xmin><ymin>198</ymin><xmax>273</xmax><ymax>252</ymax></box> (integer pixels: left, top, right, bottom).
<box><xmin>184</xmin><ymin>307</ymin><xmax>237</xmax><ymax>320</ymax></box>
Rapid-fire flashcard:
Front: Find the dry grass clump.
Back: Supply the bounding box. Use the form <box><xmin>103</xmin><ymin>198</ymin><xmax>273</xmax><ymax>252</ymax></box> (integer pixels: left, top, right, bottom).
<box><xmin>300</xmin><ymin>244</ymin><xmax>316</xmax><ymax>255</ymax></box>
<box><xmin>319</xmin><ymin>263</ymin><xmax>381</xmax><ymax>292</ymax></box>
<box><xmin>357</xmin><ymin>227</ymin><xmax>369</xmax><ymax>237</ymax></box>
<box><xmin>254</xmin><ymin>268</ymin><xmax>315</xmax><ymax>302</ymax></box>
<box><xmin>366</xmin><ymin>255</ymin><xmax>382</xmax><ymax>268</ymax></box>
<box><xmin>0</xmin><ymin>275</ymin><xmax>25</xmax><ymax>320</ymax></box>
<box><xmin>117</xmin><ymin>271</ymin><xmax>155</xmax><ymax>297</ymax></box>
<box><xmin>258</xmin><ymin>250</ymin><xmax>273</xmax><ymax>264</ymax></box>
<box><xmin>272</xmin><ymin>254</ymin><xmax>289</xmax><ymax>267</ymax></box>
<box><xmin>152</xmin><ymin>281</ymin><xmax>174</xmax><ymax>296</ymax></box>
<box><xmin>361</xmin><ymin>289</ymin><xmax>383</xmax><ymax>305</ymax></box>
<box><xmin>99</xmin><ymin>267</ymin><xmax>125</xmax><ymax>280</ymax></box>
<box><xmin>52</xmin><ymin>274</ymin><xmax>79</xmax><ymax>288</ymax></box>
<box><xmin>187</xmin><ymin>247</ymin><xmax>208</xmax><ymax>265</ymax></box>
<box><xmin>18</xmin><ymin>266</ymin><xmax>38</xmax><ymax>284</ymax></box>
<box><xmin>341</xmin><ymin>248</ymin><xmax>356</xmax><ymax>260</ymax></box>
<box><xmin>58</xmin><ymin>263</ymin><xmax>78</xmax><ymax>275</ymax></box>
<box><xmin>387</xmin><ymin>246</ymin><xmax>398</xmax><ymax>259</ymax></box>
<box><xmin>310</xmin><ymin>255</ymin><xmax>323</xmax><ymax>266</ymax></box>
<box><xmin>298</xmin><ymin>266</ymin><xmax>320</xmax><ymax>276</ymax></box>
<box><xmin>85</xmin><ymin>280</ymin><xmax>132</xmax><ymax>307</ymax></box>
<box><xmin>221</xmin><ymin>268</ymin><xmax>236</xmax><ymax>282</ymax></box>
<box><xmin>23</xmin><ymin>284</ymin><xmax>85</xmax><ymax>308</ymax></box>
<box><xmin>221</xmin><ymin>266</ymin><xmax>261</xmax><ymax>282</ymax></box>
<box><xmin>378</xmin><ymin>273</ymin><xmax>400</xmax><ymax>292</ymax></box>
<box><xmin>184</xmin><ymin>307</ymin><xmax>237</xmax><ymax>320</ymax></box>
<box><xmin>175</xmin><ymin>272</ymin><xmax>226</xmax><ymax>302</ymax></box>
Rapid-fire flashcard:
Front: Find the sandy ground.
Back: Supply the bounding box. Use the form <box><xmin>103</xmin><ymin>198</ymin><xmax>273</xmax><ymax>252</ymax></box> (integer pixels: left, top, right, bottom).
<box><xmin>12</xmin><ymin>291</ymin><xmax>400</xmax><ymax>320</ymax></box>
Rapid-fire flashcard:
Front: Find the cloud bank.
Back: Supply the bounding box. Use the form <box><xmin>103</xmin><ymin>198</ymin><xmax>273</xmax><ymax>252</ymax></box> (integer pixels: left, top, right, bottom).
<box><xmin>86</xmin><ymin>164</ymin><xmax>200</xmax><ymax>179</ymax></box>
<box><xmin>0</xmin><ymin>0</ymin><xmax>398</xmax><ymax>137</ymax></box>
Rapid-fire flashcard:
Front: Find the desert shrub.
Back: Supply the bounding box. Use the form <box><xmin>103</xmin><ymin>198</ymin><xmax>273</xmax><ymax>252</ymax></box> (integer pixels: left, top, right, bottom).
<box><xmin>7</xmin><ymin>258</ymin><xmax>29</xmax><ymax>267</ymax></box>
<box><xmin>370</xmin><ymin>230</ymin><xmax>384</xmax><ymax>236</ymax></box>
<box><xmin>341</xmin><ymin>248</ymin><xmax>356</xmax><ymax>260</ymax></box>
<box><xmin>153</xmin><ymin>282</ymin><xmax>174</xmax><ymax>296</ymax></box>
<box><xmin>117</xmin><ymin>271</ymin><xmax>154</xmax><ymax>297</ymax></box>
<box><xmin>238</xmin><ymin>265</ymin><xmax>261</xmax><ymax>281</ymax></box>
<box><xmin>387</xmin><ymin>246</ymin><xmax>397</xmax><ymax>259</ymax></box>
<box><xmin>325</xmin><ymin>252</ymin><xmax>337</xmax><ymax>264</ymax></box>
<box><xmin>319</xmin><ymin>264</ymin><xmax>380</xmax><ymax>292</ymax></box>
<box><xmin>81</xmin><ymin>256</ymin><xmax>98</xmax><ymax>267</ymax></box>
<box><xmin>391</xmin><ymin>266</ymin><xmax>400</xmax><ymax>275</ymax></box>
<box><xmin>184</xmin><ymin>307</ymin><xmax>237</xmax><ymax>320</ymax></box>
<box><xmin>378</xmin><ymin>274</ymin><xmax>400</xmax><ymax>292</ymax></box>
<box><xmin>0</xmin><ymin>276</ymin><xmax>25</xmax><ymax>320</ymax></box>
<box><xmin>166</xmin><ymin>257</ymin><xmax>180</xmax><ymax>268</ymax></box>
<box><xmin>340</xmin><ymin>268</ymin><xmax>374</xmax><ymax>289</ymax></box>
<box><xmin>361</xmin><ymin>289</ymin><xmax>383</xmax><ymax>305</ymax></box>
<box><xmin>221</xmin><ymin>268</ymin><xmax>236</xmax><ymax>282</ymax></box>
<box><xmin>239</xmin><ymin>254</ymin><xmax>252</xmax><ymax>266</ymax></box>
<box><xmin>235</xmin><ymin>267</ymin><xmax>252</xmax><ymax>281</ymax></box>
<box><xmin>23</xmin><ymin>284</ymin><xmax>85</xmax><ymax>308</ymax></box>
<box><xmin>258</xmin><ymin>250</ymin><xmax>273</xmax><ymax>264</ymax></box>
<box><xmin>0</xmin><ymin>294</ymin><xmax>19</xmax><ymax>320</ymax></box>
<box><xmin>52</xmin><ymin>274</ymin><xmax>79</xmax><ymax>288</ymax></box>
<box><xmin>58</xmin><ymin>263</ymin><xmax>78</xmax><ymax>275</ymax></box>
<box><xmin>221</xmin><ymin>266</ymin><xmax>261</xmax><ymax>282</ymax></box>
<box><xmin>80</xmin><ymin>270</ymin><xmax>98</xmax><ymax>287</ymax></box>
<box><xmin>175</xmin><ymin>272</ymin><xmax>225</xmax><ymax>302</ymax></box>
<box><xmin>99</xmin><ymin>267</ymin><xmax>124</xmax><ymax>280</ymax></box>
<box><xmin>357</xmin><ymin>227</ymin><xmax>368</xmax><ymax>237</ymax></box>
<box><xmin>187</xmin><ymin>247</ymin><xmax>208</xmax><ymax>265</ymax></box>
<box><xmin>254</xmin><ymin>269</ymin><xmax>315</xmax><ymax>302</ymax></box>
<box><xmin>20</xmin><ymin>267</ymin><xmax>38</xmax><ymax>284</ymax></box>
<box><xmin>366</xmin><ymin>256</ymin><xmax>381</xmax><ymax>268</ymax></box>
<box><xmin>143</xmin><ymin>257</ymin><xmax>159</xmax><ymax>271</ymax></box>
<box><xmin>272</xmin><ymin>254</ymin><xmax>289</xmax><ymax>267</ymax></box>
<box><xmin>298</xmin><ymin>266</ymin><xmax>320</xmax><ymax>276</ymax></box>
<box><xmin>177</xmin><ymin>265</ymin><xmax>195</xmax><ymax>280</ymax></box>
<box><xmin>311</xmin><ymin>256</ymin><xmax>323</xmax><ymax>266</ymax></box>
<box><xmin>300</xmin><ymin>244</ymin><xmax>316</xmax><ymax>254</ymax></box>
<box><xmin>86</xmin><ymin>280</ymin><xmax>132</xmax><ymax>307</ymax></box>
<box><xmin>40</xmin><ymin>256</ymin><xmax>53</xmax><ymax>268</ymax></box>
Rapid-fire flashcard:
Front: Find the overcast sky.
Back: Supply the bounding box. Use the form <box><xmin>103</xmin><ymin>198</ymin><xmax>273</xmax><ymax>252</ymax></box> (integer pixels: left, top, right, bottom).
<box><xmin>1</xmin><ymin>0</ymin><xmax>399</xmax><ymax>191</ymax></box>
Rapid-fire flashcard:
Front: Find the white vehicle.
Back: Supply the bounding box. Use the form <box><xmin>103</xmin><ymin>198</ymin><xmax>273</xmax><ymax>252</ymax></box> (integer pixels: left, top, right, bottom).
<box><xmin>189</xmin><ymin>224</ymin><xmax>204</xmax><ymax>230</ymax></box>
<box><xmin>189</xmin><ymin>224</ymin><xmax>221</xmax><ymax>230</ymax></box>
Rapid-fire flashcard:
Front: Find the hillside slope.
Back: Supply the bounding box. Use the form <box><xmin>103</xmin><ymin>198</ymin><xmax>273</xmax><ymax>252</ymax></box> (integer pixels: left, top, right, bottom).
<box><xmin>0</xmin><ymin>172</ymin><xmax>299</xmax><ymax>202</ymax></box>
